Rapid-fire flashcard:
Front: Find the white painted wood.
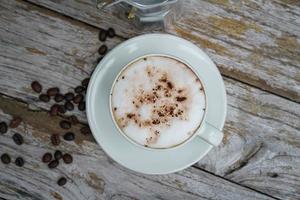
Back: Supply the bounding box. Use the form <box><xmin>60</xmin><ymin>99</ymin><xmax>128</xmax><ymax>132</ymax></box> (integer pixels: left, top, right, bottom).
<box><xmin>198</xmin><ymin>77</ymin><xmax>300</xmax><ymax>199</ymax></box>
<box><xmin>27</xmin><ymin>0</ymin><xmax>300</xmax><ymax>102</ymax></box>
<box><xmin>0</xmin><ymin>96</ymin><xmax>273</xmax><ymax>200</ymax></box>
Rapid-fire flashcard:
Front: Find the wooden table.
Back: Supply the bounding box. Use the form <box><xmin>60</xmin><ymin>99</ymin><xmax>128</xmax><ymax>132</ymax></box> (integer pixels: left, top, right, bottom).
<box><xmin>0</xmin><ymin>0</ymin><xmax>299</xmax><ymax>199</ymax></box>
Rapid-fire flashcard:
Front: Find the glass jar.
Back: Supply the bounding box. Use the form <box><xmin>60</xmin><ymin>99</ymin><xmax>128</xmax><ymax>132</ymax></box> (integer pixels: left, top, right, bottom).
<box><xmin>97</xmin><ymin>0</ymin><xmax>181</xmax><ymax>28</ymax></box>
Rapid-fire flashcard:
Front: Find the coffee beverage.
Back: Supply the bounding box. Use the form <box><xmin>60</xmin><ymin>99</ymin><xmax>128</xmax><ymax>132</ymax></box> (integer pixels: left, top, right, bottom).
<box><xmin>111</xmin><ymin>55</ymin><xmax>206</xmax><ymax>149</ymax></box>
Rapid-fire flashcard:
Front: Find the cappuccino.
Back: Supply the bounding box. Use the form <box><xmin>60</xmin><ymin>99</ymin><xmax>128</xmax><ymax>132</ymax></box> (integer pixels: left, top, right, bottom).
<box><xmin>111</xmin><ymin>55</ymin><xmax>206</xmax><ymax>149</ymax></box>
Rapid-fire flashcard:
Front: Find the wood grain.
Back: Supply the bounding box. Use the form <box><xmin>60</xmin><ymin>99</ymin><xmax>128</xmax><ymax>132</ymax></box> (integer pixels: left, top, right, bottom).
<box><xmin>198</xmin><ymin>77</ymin><xmax>300</xmax><ymax>199</ymax></box>
<box><xmin>0</xmin><ymin>0</ymin><xmax>299</xmax><ymax>199</ymax></box>
<box><xmin>0</xmin><ymin>96</ymin><xmax>273</xmax><ymax>200</ymax></box>
<box><xmin>0</xmin><ymin>0</ymin><xmax>122</xmax><ymax>121</ymax></box>
<box><xmin>26</xmin><ymin>0</ymin><xmax>300</xmax><ymax>102</ymax></box>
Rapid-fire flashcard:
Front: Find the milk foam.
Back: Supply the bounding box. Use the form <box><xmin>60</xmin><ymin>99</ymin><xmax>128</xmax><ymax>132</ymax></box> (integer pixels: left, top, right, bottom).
<box><xmin>111</xmin><ymin>56</ymin><xmax>206</xmax><ymax>149</ymax></box>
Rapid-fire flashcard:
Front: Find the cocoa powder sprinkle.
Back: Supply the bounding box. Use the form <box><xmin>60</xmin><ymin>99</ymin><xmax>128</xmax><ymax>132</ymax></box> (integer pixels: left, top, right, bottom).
<box><xmin>167</xmin><ymin>82</ymin><xmax>173</xmax><ymax>89</ymax></box>
<box><xmin>176</xmin><ymin>96</ymin><xmax>187</xmax><ymax>102</ymax></box>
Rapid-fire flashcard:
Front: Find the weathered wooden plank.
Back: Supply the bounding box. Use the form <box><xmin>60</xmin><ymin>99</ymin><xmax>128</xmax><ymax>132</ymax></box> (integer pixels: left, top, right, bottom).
<box><xmin>0</xmin><ymin>0</ymin><xmax>299</xmax><ymax>199</ymax></box>
<box><xmin>198</xmin><ymin>77</ymin><xmax>300</xmax><ymax>199</ymax></box>
<box><xmin>26</xmin><ymin>0</ymin><xmax>300</xmax><ymax>102</ymax></box>
<box><xmin>0</xmin><ymin>96</ymin><xmax>274</xmax><ymax>200</ymax></box>
<box><xmin>170</xmin><ymin>0</ymin><xmax>300</xmax><ymax>102</ymax></box>
<box><xmin>0</xmin><ymin>0</ymin><xmax>122</xmax><ymax>122</ymax></box>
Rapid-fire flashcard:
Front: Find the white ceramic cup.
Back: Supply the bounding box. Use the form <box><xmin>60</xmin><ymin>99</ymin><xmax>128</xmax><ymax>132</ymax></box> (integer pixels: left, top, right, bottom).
<box><xmin>109</xmin><ymin>54</ymin><xmax>223</xmax><ymax>150</ymax></box>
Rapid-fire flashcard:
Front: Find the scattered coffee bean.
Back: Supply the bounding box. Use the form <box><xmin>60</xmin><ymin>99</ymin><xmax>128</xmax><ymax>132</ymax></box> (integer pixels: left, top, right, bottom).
<box><xmin>64</xmin><ymin>92</ymin><xmax>74</xmax><ymax>101</ymax></box>
<box><xmin>267</xmin><ymin>172</ymin><xmax>279</xmax><ymax>178</ymax></box>
<box><xmin>107</xmin><ymin>28</ymin><xmax>115</xmax><ymax>38</ymax></box>
<box><xmin>54</xmin><ymin>150</ymin><xmax>63</xmax><ymax>160</ymax></box>
<box><xmin>99</xmin><ymin>29</ymin><xmax>107</xmax><ymax>42</ymax></box>
<box><xmin>81</xmin><ymin>78</ymin><xmax>90</xmax><ymax>88</ymax></box>
<box><xmin>54</xmin><ymin>93</ymin><xmax>64</xmax><ymax>102</ymax></box>
<box><xmin>31</xmin><ymin>81</ymin><xmax>42</xmax><ymax>93</ymax></box>
<box><xmin>42</xmin><ymin>152</ymin><xmax>52</xmax><ymax>163</ymax></box>
<box><xmin>1</xmin><ymin>153</ymin><xmax>11</xmax><ymax>164</ymax></box>
<box><xmin>48</xmin><ymin>159</ymin><xmax>59</xmax><ymax>169</ymax></box>
<box><xmin>98</xmin><ymin>45</ymin><xmax>108</xmax><ymax>55</ymax></box>
<box><xmin>0</xmin><ymin>122</ymin><xmax>8</xmax><ymax>134</ymax></box>
<box><xmin>60</xmin><ymin>120</ymin><xmax>71</xmax><ymax>129</ymax></box>
<box><xmin>73</xmin><ymin>94</ymin><xmax>83</xmax><ymax>104</ymax></box>
<box><xmin>80</xmin><ymin>126</ymin><xmax>91</xmax><ymax>135</ymax></box>
<box><xmin>47</xmin><ymin>87</ymin><xmax>59</xmax><ymax>96</ymax></box>
<box><xmin>9</xmin><ymin>116</ymin><xmax>22</xmax><ymax>128</ymax></box>
<box><xmin>39</xmin><ymin>94</ymin><xmax>50</xmax><ymax>102</ymax></box>
<box><xmin>78</xmin><ymin>101</ymin><xmax>86</xmax><ymax>111</ymax></box>
<box><xmin>51</xmin><ymin>134</ymin><xmax>60</xmax><ymax>146</ymax></box>
<box><xmin>15</xmin><ymin>157</ymin><xmax>24</xmax><ymax>167</ymax></box>
<box><xmin>74</xmin><ymin>86</ymin><xmax>85</xmax><ymax>93</ymax></box>
<box><xmin>50</xmin><ymin>104</ymin><xmax>60</xmax><ymax>116</ymax></box>
<box><xmin>63</xmin><ymin>132</ymin><xmax>75</xmax><ymax>141</ymax></box>
<box><xmin>57</xmin><ymin>177</ymin><xmax>67</xmax><ymax>186</ymax></box>
<box><xmin>58</xmin><ymin>105</ymin><xmax>66</xmax><ymax>114</ymax></box>
<box><xmin>68</xmin><ymin>115</ymin><xmax>79</xmax><ymax>125</ymax></box>
<box><xmin>62</xmin><ymin>153</ymin><xmax>73</xmax><ymax>164</ymax></box>
<box><xmin>64</xmin><ymin>101</ymin><xmax>74</xmax><ymax>111</ymax></box>
<box><xmin>12</xmin><ymin>133</ymin><xmax>24</xmax><ymax>145</ymax></box>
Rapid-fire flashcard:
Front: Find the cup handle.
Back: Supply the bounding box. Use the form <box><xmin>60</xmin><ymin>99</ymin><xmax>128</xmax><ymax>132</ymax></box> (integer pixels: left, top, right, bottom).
<box><xmin>196</xmin><ymin>122</ymin><xmax>223</xmax><ymax>146</ymax></box>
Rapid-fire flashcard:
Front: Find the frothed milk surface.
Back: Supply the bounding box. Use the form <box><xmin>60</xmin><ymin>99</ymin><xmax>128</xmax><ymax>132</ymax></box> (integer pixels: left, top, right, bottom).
<box><xmin>111</xmin><ymin>56</ymin><xmax>206</xmax><ymax>148</ymax></box>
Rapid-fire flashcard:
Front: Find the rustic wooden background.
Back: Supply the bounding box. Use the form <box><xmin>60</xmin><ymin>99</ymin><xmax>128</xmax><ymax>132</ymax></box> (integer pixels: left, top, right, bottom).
<box><xmin>0</xmin><ymin>0</ymin><xmax>299</xmax><ymax>199</ymax></box>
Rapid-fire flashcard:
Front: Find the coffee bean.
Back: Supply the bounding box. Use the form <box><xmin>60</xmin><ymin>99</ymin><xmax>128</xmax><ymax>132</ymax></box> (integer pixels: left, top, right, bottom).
<box><xmin>31</xmin><ymin>81</ymin><xmax>42</xmax><ymax>93</ymax></box>
<box><xmin>80</xmin><ymin>126</ymin><xmax>91</xmax><ymax>135</ymax></box>
<box><xmin>60</xmin><ymin>120</ymin><xmax>71</xmax><ymax>129</ymax></box>
<box><xmin>48</xmin><ymin>159</ymin><xmax>59</xmax><ymax>169</ymax></box>
<box><xmin>58</xmin><ymin>105</ymin><xmax>66</xmax><ymax>114</ymax></box>
<box><xmin>74</xmin><ymin>86</ymin><xmax>85</xmax><ymax>93</ymax></box>
<box><xmin>68</xmin><ymin>115</ymin><xmax>79</xmax><ymax>125</ymax></box>
<box><xmin>81</xmin><ymin>78</ymin><xmax>90</xmax><ymax>88</ymax></box>
<box><xmin>57</xmin><ymin>177</ymin><xmax>67</xmax><ymax>186</ymax></box>
<box><xmin>73</xmin><ymin>94</ymin><xmax>83</xmax><ymax>104</ymax></box>
<box><xmin>62</xmin><ymin>153</ymin><xmax>73</xmax><ymax>164</ymax></box>
<box><xmin>64</xmin><ymin>92</ymin><xmax>74</xmax><ymax>101</ymax></box>
<box><xmin>1</xmin><ymin>153</ymin><xmax>11</xmax><ymax>164</ymax></box>
<box><xmin>47</xmin><ymin>87</ymin><xmax>59</xmax><ymax>96</ymax></box>
<box><xmin>98</xmin><ymin>45</ymin><xmax>107</xmax><ymax>55</ymax></box>
<box><xmin>267</xmin><ymin>172</ymin><xmax>278</xmax><ymax>178</ymax></box>
<box><xmin>64</xmin><ymin>101</ymin><xmax>74</xmax><ymax>111</ymax></box>
<box><xmin>51</xmin><ymin>134</ymin><xmax>60</xmax><ymax>146</ymax></box>
<box><xmin>107</xmin><ymin>28</ymin><xmax>115</xmax><ymax>38</ymax></box>
<box><xmin>15</xmin><ymin>157</ymin><xmax>24</xmax><ymax>167</ymax></box>
<box><xmin>50</xmin><ymin>104</ymin><xmax>60</xmax><ymax>116</ymax></box>
<box><xmin>78</xmin><ymin>101</ymin><xmax>86</xmax><ymax>111</ymax></box>
<box><xmin>42</xmin><ymin>152</ymin><xmax>52</xmax><ymax>163</ymax></box>
<box><xmin>39</xmin><ymin>94</ymin><xmax>50</xmax><ymax>102</ymax></box>
<box><xmin>99</xmin><ymin>29</ymin><xmax>107</xmax><ymax>42</ymax></box>
<box><xmin>12</xmin><ymin>133</ymin><xmax>24</xmax><ymax>145</ymax></box>
<box><xmin>54</xmin><ymin>94</ymin><xmax>64</xmax><ymax>102</ymax></box>
<box><xmin>63</xmin><ymin>132</ymin><xmax>75</xmax><ymax>141</ymax></box>
<box><xmin>0</xmin><ymin>122</ymin><xmax>8</xmax><ymax>134</ymax></box>
<box><xmin>9</xmin><ymin>116</ymin><xmax>22</xmax><ymax>128</ymax></box>
<box><xmin>54</xmin><ymin>150</ymin><xmax>63</xmax><ymax>160</ymax></box>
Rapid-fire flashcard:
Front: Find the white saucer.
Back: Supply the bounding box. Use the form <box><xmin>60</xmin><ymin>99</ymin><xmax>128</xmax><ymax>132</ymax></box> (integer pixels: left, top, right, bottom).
<box><xmin>86</xmin><ymin>34</ymin><xmax>226</xmax><ymax>174</ymax></box>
